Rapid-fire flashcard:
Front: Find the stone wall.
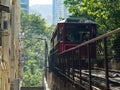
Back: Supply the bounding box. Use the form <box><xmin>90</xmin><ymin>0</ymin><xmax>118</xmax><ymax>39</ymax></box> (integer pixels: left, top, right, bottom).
<box><xmin>0</xmin><ymin>0</ymin><xmax>21</xmax><ymax>90</ymax></box>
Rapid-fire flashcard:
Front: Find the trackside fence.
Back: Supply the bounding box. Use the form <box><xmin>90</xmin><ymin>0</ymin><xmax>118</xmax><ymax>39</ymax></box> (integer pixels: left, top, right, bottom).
<box><xmin>49</xmin><ymin>28</ymin><xmax>120</xmax><ymax>90</ymax></box>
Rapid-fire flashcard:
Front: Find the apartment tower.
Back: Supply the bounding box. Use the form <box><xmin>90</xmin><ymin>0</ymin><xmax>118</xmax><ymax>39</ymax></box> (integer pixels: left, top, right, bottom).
<box><xmin>52</xmin><ymin>0</ymin><xmax>69</xmax><ymax>24</ymax></box>
<box><xmin>20</xmin><ymin>0</ymin><xmax>29</xmax><ymax>13</ymax></box>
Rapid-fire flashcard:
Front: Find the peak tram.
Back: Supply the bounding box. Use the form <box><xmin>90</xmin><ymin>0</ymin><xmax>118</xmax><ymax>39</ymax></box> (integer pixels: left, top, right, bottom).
<box><xmin>46</xmin><ymin>18</ymin><xmax>120</xmax><ymax>90</ymax></box>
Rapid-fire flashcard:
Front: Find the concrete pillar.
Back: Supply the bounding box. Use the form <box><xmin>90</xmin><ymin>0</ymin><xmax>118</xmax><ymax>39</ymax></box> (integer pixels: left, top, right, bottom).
<box><xmin>10</xmin><ymin>0</ymin><xmax>21</xmax><ymax>90</ymax></box>
<box><xmin>0</xmin><ymin>0</ymin><xmax>21</xmax><ymax>90</ymax></box>
<box><xmin>0</xmin><ymin>0</ymin><xmax>11</xmax><ymax>90</ymax></box>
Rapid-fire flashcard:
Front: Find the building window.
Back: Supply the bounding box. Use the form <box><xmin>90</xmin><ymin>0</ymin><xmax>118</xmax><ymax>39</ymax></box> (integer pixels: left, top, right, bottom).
<box><xmin>0</xmin><ymin>33</ymin><xmax>2</xmax><ymax>46</ymax></box>
<box><xmin>21</xmin><ymin>4</ymin><xmax>27</xmax><ymax>9</ymax></box>
<box><xmin>21</xmin><ymin>0</ymin><xmax>28</xmax><ymax>4</ymax></box>
<box><xmin>3</xmin><ymin>21</ymin><xmax>8</xmax><ymax>30</ymax></box>
<box><xmin>0</xmin><ymin>23</ymin><xmax>1</xmax><ymax>30</ymax></box>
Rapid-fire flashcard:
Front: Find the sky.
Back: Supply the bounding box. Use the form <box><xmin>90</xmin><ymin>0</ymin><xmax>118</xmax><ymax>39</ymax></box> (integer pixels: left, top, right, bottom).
<box><xmin>29</xmin><ymin>0</ymin><xmax>52</xmax><ymax>6</ymax></box>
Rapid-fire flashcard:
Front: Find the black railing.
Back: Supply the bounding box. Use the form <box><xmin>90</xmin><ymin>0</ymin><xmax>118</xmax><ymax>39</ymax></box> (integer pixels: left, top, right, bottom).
<box><xmin>49</xmin><ymin>28</ymin><xmax>120</xmax><ymax>90</ymax></box>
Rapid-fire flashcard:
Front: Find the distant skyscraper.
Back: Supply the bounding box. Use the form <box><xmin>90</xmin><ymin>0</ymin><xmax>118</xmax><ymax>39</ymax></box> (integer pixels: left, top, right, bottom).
<box><xmin>52</xmin><ymin>0</ymin><xmax>69</xmax><ymax>24</ymax></box>
<box><xmin>20</xmin><ymin>0</ymin><xmax>29</xmax><ymax>13</ymax></box>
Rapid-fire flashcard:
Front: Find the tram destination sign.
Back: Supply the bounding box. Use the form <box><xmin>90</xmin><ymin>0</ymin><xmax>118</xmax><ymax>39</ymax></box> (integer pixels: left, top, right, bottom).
<box><xmin>0</xmin><ymin>4</ymin><xmax>9</xmax><ymax>12</ymax></box>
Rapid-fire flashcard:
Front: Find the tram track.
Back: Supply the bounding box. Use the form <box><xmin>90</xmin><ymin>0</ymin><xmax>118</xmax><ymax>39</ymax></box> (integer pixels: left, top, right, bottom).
<box><xmin>54</xmin><ymin>67</ymin><xmax>120</xmax><ymax>90</ymax></box>
<box><xmin>74</xmin><ymin>68</ymin><xmax>120</xmax><ymax>90</ymax></box>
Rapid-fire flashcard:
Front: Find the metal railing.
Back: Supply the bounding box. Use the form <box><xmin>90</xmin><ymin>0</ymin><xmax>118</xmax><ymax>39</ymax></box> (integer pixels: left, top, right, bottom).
<box><xmin>49</xmin><ymin>28</ymin><xmax>120</xmax><ymax>90</ymax></box>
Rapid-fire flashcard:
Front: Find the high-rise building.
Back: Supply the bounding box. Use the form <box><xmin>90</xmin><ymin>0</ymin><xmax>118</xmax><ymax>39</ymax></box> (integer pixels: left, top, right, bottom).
<box><xmin>20</xmin><ymin>0</ymin><xmax>29</xmax><ymax>13</ymax></box>
<box><xmin>52</xmin><ymin>0</ymin><xmax>69</xmax><ymax>24</ymax></box>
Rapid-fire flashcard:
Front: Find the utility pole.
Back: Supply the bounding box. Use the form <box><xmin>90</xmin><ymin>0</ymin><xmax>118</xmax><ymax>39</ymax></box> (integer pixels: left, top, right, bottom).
<box><xmin>44</xmin><ymin>39</ymin><xmax>48</xmax><ymax>80</ymax></box>
<box><xmin>36</xmin><ymin>37</ymin><xmax>48</xmax><ymax>80</ymax></box>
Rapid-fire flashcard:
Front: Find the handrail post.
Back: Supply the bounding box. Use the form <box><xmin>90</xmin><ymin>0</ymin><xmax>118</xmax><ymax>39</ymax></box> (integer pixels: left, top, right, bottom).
<box><xmin>104</xmin><ymin>38</ymin><xmax>109</xmax><ymax>90</ymax></box>
<box><xmin>79</xmin><ymin>48</ymin><xmax>82</xmax><ymax>84</ymax></box>
<box><xmin>72</xmin><ymin>51</ymin><xmax>75</xmax><ymax>81</ymax></box>
<box><xmin>88</xmin><ymin>43</ymin><xmax>92</xmax><ymax>90</ymax></box>
<box><xmin>45</xmin><ymin>39</ymin><xmax>48</xmax><ymax>80</ymax></box>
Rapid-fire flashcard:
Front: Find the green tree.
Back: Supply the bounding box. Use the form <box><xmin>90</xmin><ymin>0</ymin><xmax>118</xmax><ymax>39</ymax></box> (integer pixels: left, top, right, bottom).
<box><xmin>22</xmin><ymin>60</ymin><xmax>43</xmax><ymax>87</ymax></box>
<box><xmin>21</xmin><ymin>11</ymin><xmax>53</xmax><ymax>87</ymax></box>
<box><xmin>64</xmin><ymin>0</ymin><xmax>120</xmax><ymax>33</ymax></box>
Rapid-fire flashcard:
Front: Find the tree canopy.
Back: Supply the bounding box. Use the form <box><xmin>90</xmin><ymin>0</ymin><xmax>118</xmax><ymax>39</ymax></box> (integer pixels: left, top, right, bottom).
<box><xmin>21</xmin><ymin>11</ymin><xmax>54</xmax><ymax>87</ymax></box>
<box><xmin>64</xmin><ymin>0</ymin><xmax>120</xmax><ymax>33</ymax></box>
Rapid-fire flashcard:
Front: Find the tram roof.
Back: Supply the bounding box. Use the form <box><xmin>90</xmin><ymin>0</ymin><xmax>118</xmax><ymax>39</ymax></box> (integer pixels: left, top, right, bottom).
<box><xmin>59</xmin><ymin>18</ymin><xmax>96</xmax><ymax>24</ymax></box>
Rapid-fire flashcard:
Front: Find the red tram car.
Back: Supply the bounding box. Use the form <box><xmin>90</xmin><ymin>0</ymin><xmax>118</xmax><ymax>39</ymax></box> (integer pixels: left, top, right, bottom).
<box><xmin>49</xmin><ymin>18</ymin><xmax>97</xmax><ymax>70</ymax></box>
<box><xmin>50</xmin><ymin>18</ymin><xmax>96</xmax><ymax>53</ymax></box>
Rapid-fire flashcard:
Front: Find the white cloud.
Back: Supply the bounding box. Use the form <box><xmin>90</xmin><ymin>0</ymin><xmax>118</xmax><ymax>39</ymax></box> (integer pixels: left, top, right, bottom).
<box><xmin>30</xmin><ymin>0</ymin><xmax>52</xmax><ymax>6</ymax></box>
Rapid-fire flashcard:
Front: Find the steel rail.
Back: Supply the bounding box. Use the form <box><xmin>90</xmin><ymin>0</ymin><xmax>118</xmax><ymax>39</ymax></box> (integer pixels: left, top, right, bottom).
<box><xmin>70</xmin><ymin>69</ymin><xmax>120</xmax><ymax>89</ymax></box>
<box><xmin>92</xmin><ymin>67</ymin><xmax>120</xmax><ymax>73</ymax></box>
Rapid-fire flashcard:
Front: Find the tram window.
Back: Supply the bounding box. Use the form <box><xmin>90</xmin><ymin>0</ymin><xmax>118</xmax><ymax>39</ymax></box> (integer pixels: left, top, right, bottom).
<box><xmin>81</xmin><ymin>32</ymin><xmax>90</xmax><ymax>41</ymax></box>
<box><xmin>65</xmin><ymin>30</ymin><xmax>81</xmax><ymax>42</ymax></box>
<box><xmin>54</xmin><ymin>36</ymin><xmax>57</xmax><ymax>46</ymax></box>
<box><xmin>65</xmin><ymin>24</ymin><xmax>95</xmax><ymax>43</ymax></box>
<box><xmin>58</xmin><ymin>28</ymin><xmax>62</xmax><ymax>42</ymax></box>
<box><xmin>51</xmin><ymin>41</ymin><xmax>54</xmax><ymax>47</ymax></box>
<box><xmin>65</xmin><ymin>30</ymin><xmax>90</xmax><ymax>43</ymax></box>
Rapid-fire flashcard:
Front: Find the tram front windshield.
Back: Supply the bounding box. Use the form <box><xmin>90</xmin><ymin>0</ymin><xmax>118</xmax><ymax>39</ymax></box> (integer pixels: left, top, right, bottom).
<box><xmin>65</xmin><ymin>24</ymin><xmax>91</xmax><ymax>43</ymax></box>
